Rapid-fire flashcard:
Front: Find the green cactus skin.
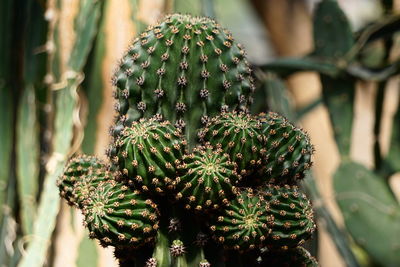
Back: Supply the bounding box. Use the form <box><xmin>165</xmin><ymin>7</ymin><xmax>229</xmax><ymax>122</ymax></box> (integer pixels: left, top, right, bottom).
<box><xmin>199</xmin><ymin>259</ymin><xmax>211</xmax><ymax>267</ymax></box>
<box><xmin>257</xmin><ymin>112</ymin><xmax>313</xmax><ymax>184</ymax></box>
<box><xmin>82</xmin><ymin>180</ymin><xmax>159</xmax><ymax>248</ymax></box>
<box><xmin>209</xmin><ymin>188</ymin><xmax>272</xmax><ymax>251</ymax></box>
<box><xmin>175</xmin><ymin>144</ymin><xmax>240</xmax><ymax>211</ymax></box>
<box><xmin>262</xmin><ymin>184</ymin><xmax>316</xmax><ymax>249</ymax></box>
<box><xmin>260</xmin><ymin>246</ymin><xmax>319</xmax><ymax>267</ymax></box>
<box><xmin>110</xmin><ymin>14</ymin><xmax>255</xmax><ymax>146</ymax></box>
<box><xmin>198</xmin><ymin>112</ymin><xmax>267</xmax><ymax>177</ymax></box>
<box><xmin>170</xmin><ymin>239</ymin><xmax>188</xmax><ymax>267</ymax></box>
<box><xmin>107</xmin><ymin>118</ymin><xmax>186</xmax><ymax>194</ymax></box>
<box><xmin>57</xmin><ymin>155</ymin><xmax>108</xmax><ymax>207</ymax></box>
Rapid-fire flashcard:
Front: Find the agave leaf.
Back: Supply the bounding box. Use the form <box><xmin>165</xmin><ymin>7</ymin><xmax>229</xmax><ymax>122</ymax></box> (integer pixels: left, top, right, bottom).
<box><xmin>16</xmin><ymin>87</ymin><xmax>40</xmax><ymax>235</ymax></box>
<box><xmin>18</xmin><ymin>1</ymin><xmax>103</xmax><ymax>266</ymax></box>
<box><xmin>261</xmin><ymin>57</ymin><xmax>340</xmax><ymax>78</ymax></box>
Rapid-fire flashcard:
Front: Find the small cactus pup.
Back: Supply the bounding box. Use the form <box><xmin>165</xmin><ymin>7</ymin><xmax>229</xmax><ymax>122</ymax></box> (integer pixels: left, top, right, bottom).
<box><xmin>108</xmin><ymin>118</ymin><xmax>186</xmax><ymax>194</ymax></box>
<box><xmin>175</xmin><ymin>143</ymin><xmax>240</xmax><ymax>211</ymax></box>
<box><xmin>198</xmin><ymin>111</ymin><xmax>267</xmax><ymax>177</ymax></box>
<box><xmin>209</xmin><ymin>188</ymin><xmax>272</xmax><ymax>251</ymax></box>
<box><xmin>57</xmin><ymin>155</ymin><xmax>110</xmax><ymax>207</ymax></box>
<box><xmin>82</xmin><ymin>180</ymin><xmax>159</xmax><ymax>248</ymax></box>
<box><xmin>257</xmin><ymin>112</ymin><xmax>314</xmax><ymax>184</ymax></box>
<box><xmin>262</xmin><ymin>184</ymin><xmax>316</xmax><ymax>249</ymax></box>
<box><xmin>199</xmin><ymin>259</ymin><xmax>211</xmax><ymax>267</ymax></box>
<box><xmin>111</xmin><ymin>14</ymin><xmax>255</xmax><ymax>146</ymax></box>
<box><xmin>170</xmin><ymin>239</ymin><xmax>188</xmax><ymax>267</ymax></box>
<box><xmin>259</xmin><ymin>246</ymin><xmax>318</xmax><ymax>267</ymax></box>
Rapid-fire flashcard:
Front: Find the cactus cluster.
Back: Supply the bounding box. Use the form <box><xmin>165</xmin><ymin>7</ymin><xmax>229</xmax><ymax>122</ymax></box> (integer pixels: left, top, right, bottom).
<box><xmin>57</xmin><ymin>14</ymin><xmax>318</xmax><ymax>266</ymax></box>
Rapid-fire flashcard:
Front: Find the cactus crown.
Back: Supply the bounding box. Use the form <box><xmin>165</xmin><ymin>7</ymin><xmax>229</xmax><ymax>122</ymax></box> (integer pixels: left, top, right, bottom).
<box><xmin>111</xmin><ymin>14</ymin><xmax>255</xmax><ymax>146</ymax></box>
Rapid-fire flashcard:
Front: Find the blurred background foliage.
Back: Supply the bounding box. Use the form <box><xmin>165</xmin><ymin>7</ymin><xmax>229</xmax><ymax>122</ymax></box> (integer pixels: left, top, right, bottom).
<box><xmin>1</xmin><ymin>0</ymin><xmax>400</xmax><ymax>266</ymax></box>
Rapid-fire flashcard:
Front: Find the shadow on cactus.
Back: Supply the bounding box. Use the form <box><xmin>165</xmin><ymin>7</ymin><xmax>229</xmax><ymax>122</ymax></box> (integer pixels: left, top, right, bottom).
<box><xmin>57</xmin><ymin>14</ymin><xmax>318</xmax><ymax>266</ymax></box>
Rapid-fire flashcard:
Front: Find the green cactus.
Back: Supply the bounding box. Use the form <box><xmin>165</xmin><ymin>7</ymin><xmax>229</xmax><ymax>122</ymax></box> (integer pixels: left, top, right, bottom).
<box><xmin>261</xmin><ymin>184</ymin><xmax>315</xmax><ymax>249</ymax></box>
<box><xmin>110</xmin><ymin>14</ymin><xmax>255</xmax><ymax>146</ymax></box>
<box><xmin>260</xmin><ymin>246</ymin><xmax>319</xmax><ymax>267</ymax></box>
<box><xmin>257</xmin><ymin>112</ymin><xmax>314</xmax><ymax>184</ymax></box>
<box><xmin>262</xmin><ymin>184</ymin><xmax>316</xmax><ymax>249</ymax></box>
<box><xmin>82</xmin><ymin>180</ymin><xmax>159</xmax><ymax>248</ymax></box>
<box><xmin>108</xmin><ymin>118</ymin><xmax>186</xmax><ymax>194</ymax></box>
<box><xmin>209</xmin><ymin>188</ymin><xmax>271</xmax><ymax>251</ymax></box>
<box><xmin>198</xmin><ymin>111</ymin><xmax>267</xmax><ymax>177</ymax></box>
<box><xmin>175</xmin><ymin>144</ymin><xmax>240</xmax><ymax>211</ymax></box>
<box><xmin>55</xmin><ymin>13</ymin><xmax>319</xmax><ymax>267</ymax></box>
<box><xmin>57</xmin><ymin>155</ymin><xmax>109</xmax><ymax>207</ymax></box>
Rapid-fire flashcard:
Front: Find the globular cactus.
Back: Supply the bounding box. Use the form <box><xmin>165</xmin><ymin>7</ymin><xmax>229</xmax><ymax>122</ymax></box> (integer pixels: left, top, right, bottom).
<box><xmin>110</xmin><ymin>14</ymin><xmax>255</xmax><ymax>145</ymax></box>
<box><xmin>262</xmin><ymin>184</ymin><xmax>316</xmax><ymax>249</ymax></box>
<box><xmin>260</xmin><ymin>246</ymin><xmax>319</xmax><ymax>267</ymax></box>
<box><xmin>209</xmin><ymin>188</ymin><xmax>271</xmax><ymax>251</ymax></box>
<box><xmin>57</xmin><ymin>13</ymin><xmax>319</xmax><ymax>267</ymax></box>
<box><xmin>175</xmin><ymin>144</ymin><xmax>240</xmax><ymax>211</ymax></box>
<box><xmin>198</xmin><ymin>112</ymin><xmax>267</xmax><ymax>176</ymax></box>
<box><xmin>82</xmin><ymin>180</ymin><xmax>159</xmax><ymax>248</ymax></box>
<box><xmin>107</xmin><ymin>118</ymin><xmax>186</xmax><ymax>194</ymax></box>
<box><xmin>57</xmin><ymin>155</ymin><xmax>109</xmax><ymax>207</ymax></box>
<box><xmin>257</xmin><ymin>112</ymin><xmax>314</xmax><ymax>184</ymax></box>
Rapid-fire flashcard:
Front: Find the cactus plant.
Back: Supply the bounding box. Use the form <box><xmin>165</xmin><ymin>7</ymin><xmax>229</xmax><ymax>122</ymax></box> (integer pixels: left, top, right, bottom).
<box><xmin>82</xmin><ymin>180</ymin><xmax>159</xmax><ymax>248</ymax></box>
<box><xmin>262</xmin><ymin>184</ymin><xmax>316</xmax><ymax>249</ymax></box>
<box><xmin>257</xmin><ymin>112</ymin><xmax>314</xmax><ymax>185</ymax></box>
<box><xmin>56</xmin><ymin>155</ymin><xmax>107</xmax><ymax>207</ymax></box>
<box><xmin>107</xmin><ymin>118</ymin><xmax>187</xmax><ymax>194</ymax></box>
<box><xmin>175</xmin><ymin>143</ymin><xmax>240</xmax><ymax>211</ymax></box>
<box><xmin>198</xmin><ymin>111</ymin><xmax>267</xmax><ymax>176</ymax></box>
<box><xmin>209</xmin><ymin>188</ymin><xmax>271</xmax><ymax>251</ymax></box>
<box><xmin>57</xmin><ymin>13</ymin><xmax>318</xmax><ymax>266</ymax></box>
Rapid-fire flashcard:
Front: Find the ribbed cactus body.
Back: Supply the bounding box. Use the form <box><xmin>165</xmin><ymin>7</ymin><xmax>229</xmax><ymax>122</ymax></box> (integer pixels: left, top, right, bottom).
<box><xmin>108</xmin><ymin>119</ymin><xmax>186</xmax><ymax>194</ymax></box>
<box><xmin>260</xmin><ymin>246</ymin><xmax>318</xmax><ymax>267</ymax></box>
<box><xmin>199</xmin><ymin>112</ymin><xmax>266</xmax><ymax>176</ymax></box>
<box><xmin>175</xmin><ymin>144</ymin><xmax>240</xmax><ymax>211</ymax></box>
<box><xmin>83</xmin><ymin>181</ymin><xmax>159</xmax><ymax>248</ymax></box>
<box><xmin>57</xmin><ymin>155</ymin><xmax>108</xmax><ymax>207</ymax></box>
<box><xmin>263</xmin><ymin>184</ymin><xmax>315</xmax><ymax>249</ymax></box>
<box><xmin>111</xmin><ymin>14</ymin><xmax>255</xmax><ymax>145</ymax></box>
<box><xmin>258</xmin><ymin>112</ymin><xmax>313</xmax><ymax>184</ymax></box>
<box><xmin>209</xmin><ymin>189</ymin><xmax>271</xmax><ymax>250</ymax></box>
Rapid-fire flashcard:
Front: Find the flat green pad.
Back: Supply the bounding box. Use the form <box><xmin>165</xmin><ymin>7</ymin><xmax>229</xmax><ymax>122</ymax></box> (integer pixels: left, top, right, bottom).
<box><xmin>334</xmin><ymin>161</ymin><xmax>400</xmax><ymax>266</ymax></box>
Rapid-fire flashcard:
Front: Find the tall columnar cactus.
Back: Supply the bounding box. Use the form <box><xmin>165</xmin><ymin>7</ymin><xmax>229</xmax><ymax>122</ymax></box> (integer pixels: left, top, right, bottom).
<box><xmin>110</xmin><ymin>14</ymin><xmax>255</xmax><ymax>145</ymax></box>
<box><xmin>58</xmin><ymin>14</ymin><xmax>318</xmax><ymax>266</ymax></box>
